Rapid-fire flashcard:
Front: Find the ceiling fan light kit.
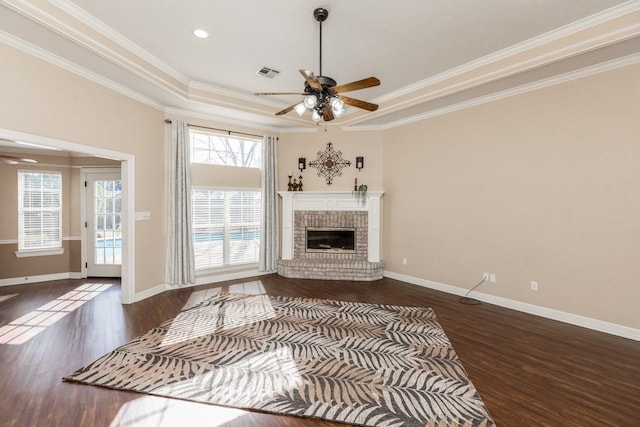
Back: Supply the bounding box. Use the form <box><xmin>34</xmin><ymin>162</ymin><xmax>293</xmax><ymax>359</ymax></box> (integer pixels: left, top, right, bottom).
<box><xmin>255</xmin><ymin>7</ymin><xmax>380</xmax><ymax>123</ymax></box>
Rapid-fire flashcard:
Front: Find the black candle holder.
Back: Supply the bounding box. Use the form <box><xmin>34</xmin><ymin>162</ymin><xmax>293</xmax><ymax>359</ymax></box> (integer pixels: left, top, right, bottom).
<box><xmin>287</xmin><ymin>174</ymin><xmax>304</xmax><ymax>191</ymax></box>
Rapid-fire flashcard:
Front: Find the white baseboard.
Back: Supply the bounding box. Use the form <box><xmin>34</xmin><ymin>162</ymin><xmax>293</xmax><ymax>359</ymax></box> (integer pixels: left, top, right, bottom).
<box><xmin>0</xmin><ymin>272</ymin><xmax>83</xmax><ymax>287</ymax></box>
<box><xmin>133</xmin><ymin>283</ymin><xmax>166</xmax><ymax>303</ymax></box>
<box><xmin>384</xmin><ymin>270</ymin><xmax>640</xmax><ymax>342</ymax></box>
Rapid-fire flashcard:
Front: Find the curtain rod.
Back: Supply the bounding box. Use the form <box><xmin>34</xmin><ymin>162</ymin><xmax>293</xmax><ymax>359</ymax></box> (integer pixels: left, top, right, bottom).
<box><xmin>164</xmin><ymin>119</ymin><xmax>270</xmax><ymax>139</ymax></box>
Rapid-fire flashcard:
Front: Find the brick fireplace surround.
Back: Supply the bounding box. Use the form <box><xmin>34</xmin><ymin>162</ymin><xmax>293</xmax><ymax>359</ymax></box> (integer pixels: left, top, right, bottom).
<box><xmin>277</xmin><ymin>191</ymin><xmax>384</xmax><ymax>281</ymax></box>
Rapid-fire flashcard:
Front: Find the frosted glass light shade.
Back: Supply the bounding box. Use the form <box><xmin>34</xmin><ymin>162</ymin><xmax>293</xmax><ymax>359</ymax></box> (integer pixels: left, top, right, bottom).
<box><xmin>294</xmin><ymin>103</ymin><xmax>306</xmax><ymax>116</ymax></box>
<box><xmin>303</xmin><ymin>95</ymin><xmax>318</xmax><ymax>109</ymax></box>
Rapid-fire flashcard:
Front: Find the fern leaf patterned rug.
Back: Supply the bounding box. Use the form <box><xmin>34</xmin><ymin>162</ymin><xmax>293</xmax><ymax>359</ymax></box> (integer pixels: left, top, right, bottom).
<box><xmin>65</xmin><ymin>293</ymin><xmax>495</xmax><ymax>426</ymax></box>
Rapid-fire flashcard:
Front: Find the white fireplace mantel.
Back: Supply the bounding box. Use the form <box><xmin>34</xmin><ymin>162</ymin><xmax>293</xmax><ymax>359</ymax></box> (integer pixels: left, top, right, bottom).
<box><xmin>278</xmin><ymin>191</ymin><xmax>384</xmax><ymax>262</ymax></box>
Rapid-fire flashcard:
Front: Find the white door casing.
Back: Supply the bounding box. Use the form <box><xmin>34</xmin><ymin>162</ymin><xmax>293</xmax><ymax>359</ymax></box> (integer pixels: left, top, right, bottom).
<box><xmin>82</xmin><ymin>168</ymin><xmax>122</xmax><ymax>277</ymax></box>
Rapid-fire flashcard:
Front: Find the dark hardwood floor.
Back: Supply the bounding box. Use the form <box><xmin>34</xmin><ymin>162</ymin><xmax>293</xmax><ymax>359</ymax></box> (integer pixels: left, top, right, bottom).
<box><xmin>0</xmin><ymin>275</ymin><xmax>638</xmax><ymax>426</ymax></box>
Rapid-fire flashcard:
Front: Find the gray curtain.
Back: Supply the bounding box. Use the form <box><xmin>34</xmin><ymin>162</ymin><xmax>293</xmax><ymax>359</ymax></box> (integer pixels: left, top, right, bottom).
<box><xmin>166</xmin><ymin>120</ymin><xmax>196</xmax><ymax>285</ymax></box>
<box><xmin>259</xmin><ymin>135</ymin><xmax>279</xmax><ymax>272</ymax></box>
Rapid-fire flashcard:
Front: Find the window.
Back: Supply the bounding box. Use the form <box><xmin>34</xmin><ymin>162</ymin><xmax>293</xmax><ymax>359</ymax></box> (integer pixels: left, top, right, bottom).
<box><xmin>18</xmin><ymin>171</ymin><xmax>62</xmax><ymax>251</ymax></box>
<box><xmin>190</xmin><ymin>130</ymin><xmax>262</xmax><ymax>168</ymax></box>
<box><xmin>191</xmin><ymin>189</ymin><xmax>261</xmax><ymax>270</ymax></box>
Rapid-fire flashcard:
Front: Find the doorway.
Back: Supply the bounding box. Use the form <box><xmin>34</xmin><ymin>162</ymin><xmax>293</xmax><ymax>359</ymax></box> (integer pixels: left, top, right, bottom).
<box><xmin>83</xmin><ymin>168</ymin><xmax>122</xmax><ymax>277</ymax></box>
<box><xmin>1</xmin><ymin>126</ymin><xmax>135</xmax><ymax>304</ymax></box>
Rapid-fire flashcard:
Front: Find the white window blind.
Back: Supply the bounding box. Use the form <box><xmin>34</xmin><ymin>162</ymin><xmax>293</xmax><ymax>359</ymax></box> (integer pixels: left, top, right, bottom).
<box><xmin>18</xmin><ymin>171</ymin><xmax>62</xmax><ymax>251</ymax></box>
<box><xmin>190</xmin><ymin>130</ymin><xmax>262</xmax><ymax>168</ymax></box>
<box><xmin>192</xmin><ymin>189</ymin><xmax>261</xmax><ymax>270</ymax></box>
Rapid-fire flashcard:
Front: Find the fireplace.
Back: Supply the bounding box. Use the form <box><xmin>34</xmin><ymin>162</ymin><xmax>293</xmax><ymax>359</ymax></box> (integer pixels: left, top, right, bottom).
<box><xmin>277</xmin><ymin>191</ymin><xmax>384</xmax><ymax>281</ymax></box>
<box><xmin>306</xmin><ymin>227</ymin><xmax>356</xmax><ymax>253</ymax></box>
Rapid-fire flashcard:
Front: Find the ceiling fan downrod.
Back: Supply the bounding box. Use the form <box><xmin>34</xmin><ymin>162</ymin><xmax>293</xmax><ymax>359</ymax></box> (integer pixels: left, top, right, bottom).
<box><xmin>314</xmin><ymin>8</ymin><xmax>328</xmax><ymax>77</ymax></box>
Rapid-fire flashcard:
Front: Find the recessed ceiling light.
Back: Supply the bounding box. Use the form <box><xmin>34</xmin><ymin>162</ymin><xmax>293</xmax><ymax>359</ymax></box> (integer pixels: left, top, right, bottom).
<box><xmin>193</xmin><ymin>29</ymin><xmax>209</xmax><ymax>39</ymax></box>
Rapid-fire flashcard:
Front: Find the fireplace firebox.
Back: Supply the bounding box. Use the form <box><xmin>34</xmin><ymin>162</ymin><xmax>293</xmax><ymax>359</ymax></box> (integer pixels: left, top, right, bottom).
<box><xmin>306</xmin><ymin>227</ymin><xmax>356</xmax><ymax>253</ymax></box>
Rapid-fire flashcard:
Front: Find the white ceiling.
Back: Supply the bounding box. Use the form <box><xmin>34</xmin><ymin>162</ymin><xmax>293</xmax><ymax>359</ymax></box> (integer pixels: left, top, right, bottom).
<box><xmin>1</xmin><ymin>0</ymin><xmax>639</xmax><ymax>132</ymax></box>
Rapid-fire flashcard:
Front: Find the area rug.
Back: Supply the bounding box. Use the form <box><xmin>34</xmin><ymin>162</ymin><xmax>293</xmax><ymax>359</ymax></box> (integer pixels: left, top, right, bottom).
<box><xmin>64</xmin><ymin>293</ymin><xmax>495</xmax><ymax>426</ymax></box>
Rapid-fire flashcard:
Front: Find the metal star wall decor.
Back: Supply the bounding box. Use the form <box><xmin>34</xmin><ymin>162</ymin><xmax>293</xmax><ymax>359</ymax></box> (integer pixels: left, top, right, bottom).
<box><xmin>309</xmin><ymin>142</ymin><xmax>351</xmax><ymax>185</ymax></box>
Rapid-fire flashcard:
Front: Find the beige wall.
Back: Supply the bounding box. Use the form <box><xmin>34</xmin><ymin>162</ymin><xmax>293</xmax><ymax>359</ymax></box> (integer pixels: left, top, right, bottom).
<box><xmin>0</xmin><ymin>153</ymin><xmax>120</xmax><ymax>279</ymax></box>
<box><xmin>383</xmin><ymin>63</ymin><xmax>640</xmax><ymax>329</ymax></box>
<box><xmin>0</xmin><ymin>43</ymin><xmax>165</xmax><ymax>293</ymax></box>
<box><xmin>0</xmin><ymin>158</ymin><xmax>74</xmax><ymax>278</ymax></box>
<box><xmin>278</xmin><ymin>127</ymin><xmax>384</xmax><ymax>192</ymax></box>
<box><xmin>191</xmin><ymin>164</ymin><xmax>261</xmax><ymax>189</ymax></box>
<box><xmin>0</xmin><ymin>241</ymin><xmax>80</xmax><ymax>278</ymax></box>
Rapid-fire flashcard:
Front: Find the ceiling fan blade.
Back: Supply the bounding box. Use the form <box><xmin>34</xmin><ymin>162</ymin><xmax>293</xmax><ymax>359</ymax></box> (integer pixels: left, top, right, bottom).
<box><xmin>255</xmin><ymin>92</ymin><xmax>306</xmax><ymax>96</ymax></box>
<box><xmin>340</xmin><ymin>96</ymin><xmax>379</xmax><ymax>112</ymax></box>
<box><xmin>333</xmin><ymin>77</ymin><xmax>380</xmax><ymax>93</ymax></box>
<box><xmin>323</xmin><ymin>108</ymin><xmax>335</xmax><ymax>122</ymax></box>
<box><xmin>299</xmin><ymin>69</ymin><xmax>323</xmax><ymax>90</ymax></box>
<box><xmin>275</xmin><ymin>102</ymin><xmax>301</xmax><ymax>116</ymax></box>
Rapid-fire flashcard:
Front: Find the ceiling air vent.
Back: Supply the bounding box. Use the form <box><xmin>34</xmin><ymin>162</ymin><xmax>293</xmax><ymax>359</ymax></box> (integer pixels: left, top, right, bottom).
<box><xmin>257</xmin><ymin>66</ymin><xmax>280</xmax><ymax>78</ymax></box>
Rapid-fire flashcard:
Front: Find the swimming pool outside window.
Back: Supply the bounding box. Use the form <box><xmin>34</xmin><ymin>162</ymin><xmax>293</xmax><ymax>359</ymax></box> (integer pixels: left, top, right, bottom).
<box><xmin>191</xmin><ymin>189</ymin><xmax>261</xmax><ymax>270</ymax></box>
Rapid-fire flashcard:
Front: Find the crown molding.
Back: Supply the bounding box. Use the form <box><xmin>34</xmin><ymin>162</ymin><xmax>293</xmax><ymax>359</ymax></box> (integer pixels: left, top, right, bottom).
<box><xmin>188</xmin><ymin>80</ymin><xmax>284</xmax><ymax>108</ymax></box>
<box><xmin>345</xmin><ymin>52</ymin><xmax>640</xmax><ymax>132</ymax></box>
<box><xmin>48</xmin><ymin>0</ymin><xmax>189</xmax><ymax>85</ymax></box>
<box><xmin>0</xmin><ymin>29</ymin><xmax>165</xmax><ymax>111</ymax></box>
<box><xmin>164</xmin><ymin>107</ymin><xmax>277</xmax><ymax>133</ymax></box>
<box><xmin>3</xmin><ymin>0</ymin><xmax>639</xmax><ymax>132</ymax></box>
<box><xmin>17</xmin><ymin>0</ymin><xmax>638</xmax><ymax>125</ymax></box>
<box><xmin>342</xmin><ymin>27</ymin><xmax>640</xmax><ymax>129</ymax></box>
<box><xmin>375</xmin><ymin>1</ymin><xmax>640</xmax><ymax>105</ymax></box>
<box><xmin>164</xmin><ymin>107</ymin><xmax>316</xmax><ymax>134</ymax></box>
<box><xmin>0</xmin><ymin>26</ymin><xmax>310</xmax><ymax>131</ymax></box>
<box><xmin>2</xmin><ymin>0</ymin><xmax>188</xmax><ymax>97</ymax></box>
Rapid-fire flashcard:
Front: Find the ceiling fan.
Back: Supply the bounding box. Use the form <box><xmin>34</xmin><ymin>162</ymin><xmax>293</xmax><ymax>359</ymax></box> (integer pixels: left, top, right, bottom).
<box><xmin>255</xmin><ymin>7</ymin><xmax>380</xmax><ymax>122</ymax></box>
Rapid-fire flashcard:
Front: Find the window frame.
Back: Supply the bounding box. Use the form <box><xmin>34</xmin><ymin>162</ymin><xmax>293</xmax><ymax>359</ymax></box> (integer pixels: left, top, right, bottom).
<box><xmin>189</xmin><ymin>129</ymin><xmax>262</xmax><ymax>169</ymax></box>
<box><xmin>191</xmin><ymin>186</ymin><xmax>261</xmax><ymax>272</ymax></box>
<box><xmin>16</xmin><ymin>170</ymin><xmax>64</xmax><ymax>257</ymax></box>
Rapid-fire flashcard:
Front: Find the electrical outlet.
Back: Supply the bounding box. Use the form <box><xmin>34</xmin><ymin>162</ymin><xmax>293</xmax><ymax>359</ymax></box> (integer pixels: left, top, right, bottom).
<box><xmin>531</xmin><ymin>281</ymin><xmax>538</xmax><ymax>291</ymax></box>
<box><xmin>482</xmin><ymin>272</ymin><xmax>489</xmax><ymax>281</ymax></box>
<box><xmin>402</xmin><ymin>258</ymin><xmax>408</xmax><ymax>266</ymax></box>
<box><xmin>489</xmin><ymin>273</ymin><xmax>496</xmax><ymax>283</ymax></box>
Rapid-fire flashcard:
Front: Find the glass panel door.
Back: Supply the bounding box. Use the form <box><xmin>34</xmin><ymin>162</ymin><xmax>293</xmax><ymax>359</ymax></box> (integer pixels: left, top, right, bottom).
<box><xmin>86</xmin><ymin>171</ymin><xmax>122</xmax><ymax>277</ymax></box>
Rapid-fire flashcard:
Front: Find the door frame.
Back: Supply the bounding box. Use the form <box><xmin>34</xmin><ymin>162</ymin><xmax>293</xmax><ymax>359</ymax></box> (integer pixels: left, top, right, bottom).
<box><xmin>2</xmin><ymin>128</ymin><xmax>135</xmax><ymax>304</ymax></box>
<box><xmin>81</xmin><ymin>168</ymin><xmax>122</xmax><ymax>278</ymax></box>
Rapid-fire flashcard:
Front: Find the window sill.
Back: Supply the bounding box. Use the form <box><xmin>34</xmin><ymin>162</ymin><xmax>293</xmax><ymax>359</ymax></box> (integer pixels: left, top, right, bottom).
<box><xmin>15</xmin><ymin>248</ymin><xmax>65</xmax><ymax>258</ymax></box>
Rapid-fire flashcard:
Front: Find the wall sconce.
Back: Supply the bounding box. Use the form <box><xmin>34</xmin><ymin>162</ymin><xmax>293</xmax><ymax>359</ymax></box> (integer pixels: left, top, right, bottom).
<box><xmin>355</xmin><ymin>156</ymin><xmax>364</xmax><ymax>171</ymax></box>
<box><xmin>298</xmin><ymin>157</ymin><xmax>306</xmax><ymax>172</ymax></box>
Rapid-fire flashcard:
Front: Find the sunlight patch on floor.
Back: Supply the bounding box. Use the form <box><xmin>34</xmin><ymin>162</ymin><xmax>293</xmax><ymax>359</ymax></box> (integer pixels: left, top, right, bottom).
<box><xmin>181</xmin><ymin>280</ymin><xmax>267</xmax><ymax>311</ymax></box>
<box><xmin>160</xmin><ymin>280</ymin><xmax>270</xmax><ymax>347</ymax></box>
<box><xmin>161</xmin><ymin>290</ymin><xmax>275</xmax><ymax>347</ymax></box>
<box><xmin>110</xmin><ymin>396</ymin><xmax>248</xmax><ymax>427</ymax></box>
<box><xmin>154</xmin><ymin>346</ymin><xmax>302</xmax><ymax>408</ymax></box>
<box><xmin>0</xmin><ymin>283</ymin><xmax>112</xmax><ymax>345</ymax></box>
